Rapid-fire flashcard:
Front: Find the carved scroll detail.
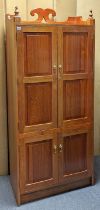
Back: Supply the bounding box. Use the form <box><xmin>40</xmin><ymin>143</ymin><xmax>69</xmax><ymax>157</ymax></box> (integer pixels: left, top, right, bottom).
<box><xmin>30</xmin><ymin>8</ymin><xmax>56</xmax><ymax>23</ymax></box>
<box><xmin>29</xmin><ymin>8</ymin><xmax>94</xmax><ymax>25</ymax></box>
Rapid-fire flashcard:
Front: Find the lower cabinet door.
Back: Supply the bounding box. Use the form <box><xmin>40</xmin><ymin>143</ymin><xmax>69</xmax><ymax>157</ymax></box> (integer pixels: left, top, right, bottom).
<box><xmin>19</xmin><ymin>130</ymin><xmax>58</xmax><ymax>194</ymax></box>
<box><xmin>59</xmin><ymin>130</ymin><xmax>93</xmax><ymax>183</ymax></box>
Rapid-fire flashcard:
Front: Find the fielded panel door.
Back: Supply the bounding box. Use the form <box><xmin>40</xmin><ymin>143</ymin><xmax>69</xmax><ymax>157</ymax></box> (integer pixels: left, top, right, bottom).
<box><xmin>58</xmin><ymin>26</ymin><xmax>94</xmax><ymax>129</ymax></box>
<box><xmin>58</xmin><ymin>26</ymin><xmax>94</xmax><ymax>183</ymax></box>
<box><xmin>58</xmin><ymin>129</ymin><xmax>94</xmax><ymax>183</ymax></box>
<box><xmin>17</xmin><ymin>26</ymin><xmax>57</xmax><ymax>133</ymax></box>
<box><xmin>19</xmin><ymin>130</ymin><xmax>58</xmax><ymax>194</ymax></box>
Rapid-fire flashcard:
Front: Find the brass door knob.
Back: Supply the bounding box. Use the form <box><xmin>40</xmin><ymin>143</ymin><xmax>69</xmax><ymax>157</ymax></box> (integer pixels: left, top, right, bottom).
<box><xmin>53</xmin><ymin>64</ymin><xmax>57</xmax><ymax>69</ymax></box>
<box><xmin>53</xmin><ymin>145</ymin><xmax>57</xmax><ymax>154</ymax></box>
<box><xmin>59</xmin><ymin>144</ymin><xmax>63</xmax><ymax>153</ymax></box>
<box><xmin>58</xmin><ymin>64</ymin><xmax>62</xmax><ymax>69</ymax></box>
<box><xmin>53</xmin><ymin>64</ymin><xmax>57</xmax><ymax>80</ymax></box>
<box><xmin>58</xmin><ymin>64</ymin><xmax>62</xmax><ymax>79</ymax></box>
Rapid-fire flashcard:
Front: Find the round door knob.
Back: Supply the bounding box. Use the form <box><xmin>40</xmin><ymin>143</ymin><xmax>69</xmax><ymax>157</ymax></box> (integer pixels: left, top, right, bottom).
<box><xmin>59</xmin><ymin>144</ymin><xmax>63</xmax><ymax>153</ymax></box>
<box><xmin>53</xmin><ymin>64</ymin><xmax>57</xmax><ymax>69</ymax></box>
<box><xmin>53</xmin><ymin>145</ymin><xmax>57</xmax><ymax>154</ymax></box>
<box><xmin>59</xmin><ymin>64</ymin><xmax>62</xmax><ymax>69</ymax></box>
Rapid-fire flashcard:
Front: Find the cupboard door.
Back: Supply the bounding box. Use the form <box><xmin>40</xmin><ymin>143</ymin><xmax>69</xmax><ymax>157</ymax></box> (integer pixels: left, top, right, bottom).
<box><xmin>58</xmin><ymin>26</ymin><xmax>94</xmax><ymax>128</ymax></box>
<box><xmin>58</xmin><ymin>26</ymin><xmax>94</xmax><ymax>183</ymax></box>
<box><xmin>59</xmin><ymin>130</ymin><xmax>93</xmax><ymax>183</ymax></box>
<box><xmin>17</xmin><ymin>27</ymin><xmax>57</xmax><ymax>133</ymax></box>
<box><xmin>19</xmin><ymin>131</ymin><xmax>58</xmax><ymax>194</ymax></box>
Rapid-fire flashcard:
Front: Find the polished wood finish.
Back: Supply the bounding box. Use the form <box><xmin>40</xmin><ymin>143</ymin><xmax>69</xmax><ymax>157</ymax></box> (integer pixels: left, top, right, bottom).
<box><xmin>6</xmin><ymin>15</ymin><xmax>20</xmax><ymax>204</ymax></box>
<box><xmin>63</xmin><ymin>80</ymin><xmax>86</xmax><ymax>120</ymax></box>
<box><xmin>30</xmin><ymin>8</ymin><xmax>56</xmax><ymax>23</ymax></box>
<box><xmin>63</xmin><ymin>32</ymin><xmax>88</xmax><ymax>74</ymax></box>
<box><xmin>17</xmin><ymin>27</ymin><xmax>57</xmax><ymax>133</ymax></box>
<box><xmin>59</xmin><ymin>130</ymin><xmax>93</xmax><ymax>184</ymax></box>
<box><xmin>63</xmin><ymin>134</ymin><xmax>87</xmax><ymax>173</ymax></box>
<box><xmin>21</xmin><ymin>177</ymin><xmax>92</xmax><ymax>204</ymax></box>
<box><xmin>6</xmin><ymin>9</ymin><xmax>95</xmax><ymax>205</ymax></box>
<box><xmin>25</xmin><ymin>140</ymin><xmax>52</xmax><ymax>183</ymax></box>
<box><xmin>25</xmin><ymin>83</ymin><xmax>52</xmax><ymax>125</ymax></box>
<box><xmin>24</xmin><ymin>32</ymin><xmax>52</xmax><ymax>76</ymax></box>
<box><xmin>19</xmin><ymin>131</ymin><xmax>58</xmax><ymax>194</ymax></box>
<box><xmin>58</xmin><ymin>26</ymin><xmax>94</xmax><ymax>129</ymax></box>
<box><xmin>29</xmin><ymin>7</ymin><xmax>94</xmax><ymax>25</ymax></box>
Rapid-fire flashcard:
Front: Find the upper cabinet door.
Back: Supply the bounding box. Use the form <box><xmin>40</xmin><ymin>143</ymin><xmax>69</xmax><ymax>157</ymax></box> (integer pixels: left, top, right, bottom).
<box><xmin>17</xmin><ymin>26</ymin><xmax>57</xmax><ymax>133</ymax></box>
<box><xmin>58</xmin><ymin>26</ymin><xmax>94</xmax><ymax>129</ymax></box>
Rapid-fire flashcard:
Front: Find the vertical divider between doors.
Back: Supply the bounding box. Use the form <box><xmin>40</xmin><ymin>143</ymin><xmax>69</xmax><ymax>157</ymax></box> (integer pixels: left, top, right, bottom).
<box><xmin>57</xmin><ymin>26</ymin><xmax>64</xmax><ymax>182</ymax></box>
<box><xmin>58</xmin><ymin>27</ymin><xmax>63</xmax><ymax>129</ymax></box>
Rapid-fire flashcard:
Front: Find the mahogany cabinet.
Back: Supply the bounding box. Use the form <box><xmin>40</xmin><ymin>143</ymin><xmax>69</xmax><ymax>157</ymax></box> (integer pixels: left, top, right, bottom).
<box><xmin>6</xmin><ymin>8</ymin><xmax>95</xmax><ymax>205</ymax></box>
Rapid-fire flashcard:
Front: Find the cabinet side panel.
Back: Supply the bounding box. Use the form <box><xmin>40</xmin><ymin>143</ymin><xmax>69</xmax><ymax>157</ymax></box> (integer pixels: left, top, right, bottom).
<box><xmin>6</xmin><ymin>16</ymin><xmax>20</xmax><ymax>204</ymax></box>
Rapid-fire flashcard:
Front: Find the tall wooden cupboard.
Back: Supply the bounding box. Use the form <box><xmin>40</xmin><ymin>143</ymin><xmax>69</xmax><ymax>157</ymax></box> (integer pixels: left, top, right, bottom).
<box><xmin>6</xmin><ymin>8</ymin><xmax>95</xmax><ymax>205</ymax></box>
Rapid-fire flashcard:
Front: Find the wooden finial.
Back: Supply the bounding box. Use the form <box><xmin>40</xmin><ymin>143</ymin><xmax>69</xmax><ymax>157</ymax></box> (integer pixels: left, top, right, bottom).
<box><xmin>89</xmin><ymin>10</ymin><xmax>93</xmax><ymax>19</ymax></box>
<box><xmin>14</xmin><ymin>6</ymin><xmax>19</xmax><ymax>16</ymax></box>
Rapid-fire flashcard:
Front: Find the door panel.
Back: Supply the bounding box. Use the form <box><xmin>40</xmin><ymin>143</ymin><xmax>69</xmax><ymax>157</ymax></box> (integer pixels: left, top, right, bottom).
<box><xmin>58</xmin><ymin>26</ymin><xmax>94</xmax><ymax>128</ymax></box>
<box><xmin>63</xmin><ymin>80</ymin><xmax>86</xmax><ymax>120</ymax></box>
<box><xmin>24</xmin><ymin>32</ymin><xmax>52</xmax><ymax>76</ymax></box>
<box><xmin>17</xmin><ymin>27</ymin><xmax>57</xmax><ymax>133</ymax></box>
<box><xmin>59</xmin><ymin>130</ymin><xmax>93</xmax><ymax>183</ymax></box>
<box><xmin>63</xmin><ymin>32</ymin><xmax>88</xmax><ymax>74</ymax></box>
<box><xmin>26</xmin><ymin>140</ymin><xmax>52</xmax><ymax>184</ymax></box>
<box><xmin>25</xmin><ymin>83</ymin><xmax>52</xmax><ymax>125</ymax></box>
<box><xmin>63</xmin><ymin>134</ymin><xmax>87</xmax><ymax>174</ymax></box>
<box><xmin>58</xmin><ymin>26</ymin><xmax>94</xmax><ymax>183</ymax></box>
<box><xmin>19</xmin><ymin>131</ymin><xmax>58</xmax><ymax>194</ymax></box>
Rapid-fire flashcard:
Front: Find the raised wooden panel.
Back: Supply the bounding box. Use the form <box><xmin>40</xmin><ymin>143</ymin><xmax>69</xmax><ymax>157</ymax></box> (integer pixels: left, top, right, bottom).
<box><xmin>19</xmin><ymin>132</ymin><xmax>58</xmax><ymax>193</ymax></box>
<box><xmin>63</xmin><ymin>32</ymin><xmax>88</xmax><ymax>74</ymax></box>
<box><xmin>26</xmin><ymin>140</ymin><xmax>52</xmax><ymax>184</ymax></box>
<box><xmin>17</xmin><ymin>28</ymin><xmax>57</xmax><ymax>132</ymax></box>
<box><xmin>63</xmin><ymin>80</ymin><xmax>87</xmax><ymax>120</ymax></box>
<box><xmin>25</xmin><ymin>82</ymin><xmax>52</xmax><ymax>125</ymax></box>
<box><xmin>63</xmin><ymin>134</ymin><xmax>87</xmax><ymax>175</ymax></box>
<box><xmin>24</xmin><ymin>33</ymin><xmax>52</xmax><ymax>76</ymax></box>
<box><xmin>58</xmin><ymin>128</ymin><xmax>94</xmax><ymax>185</ymax></box>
